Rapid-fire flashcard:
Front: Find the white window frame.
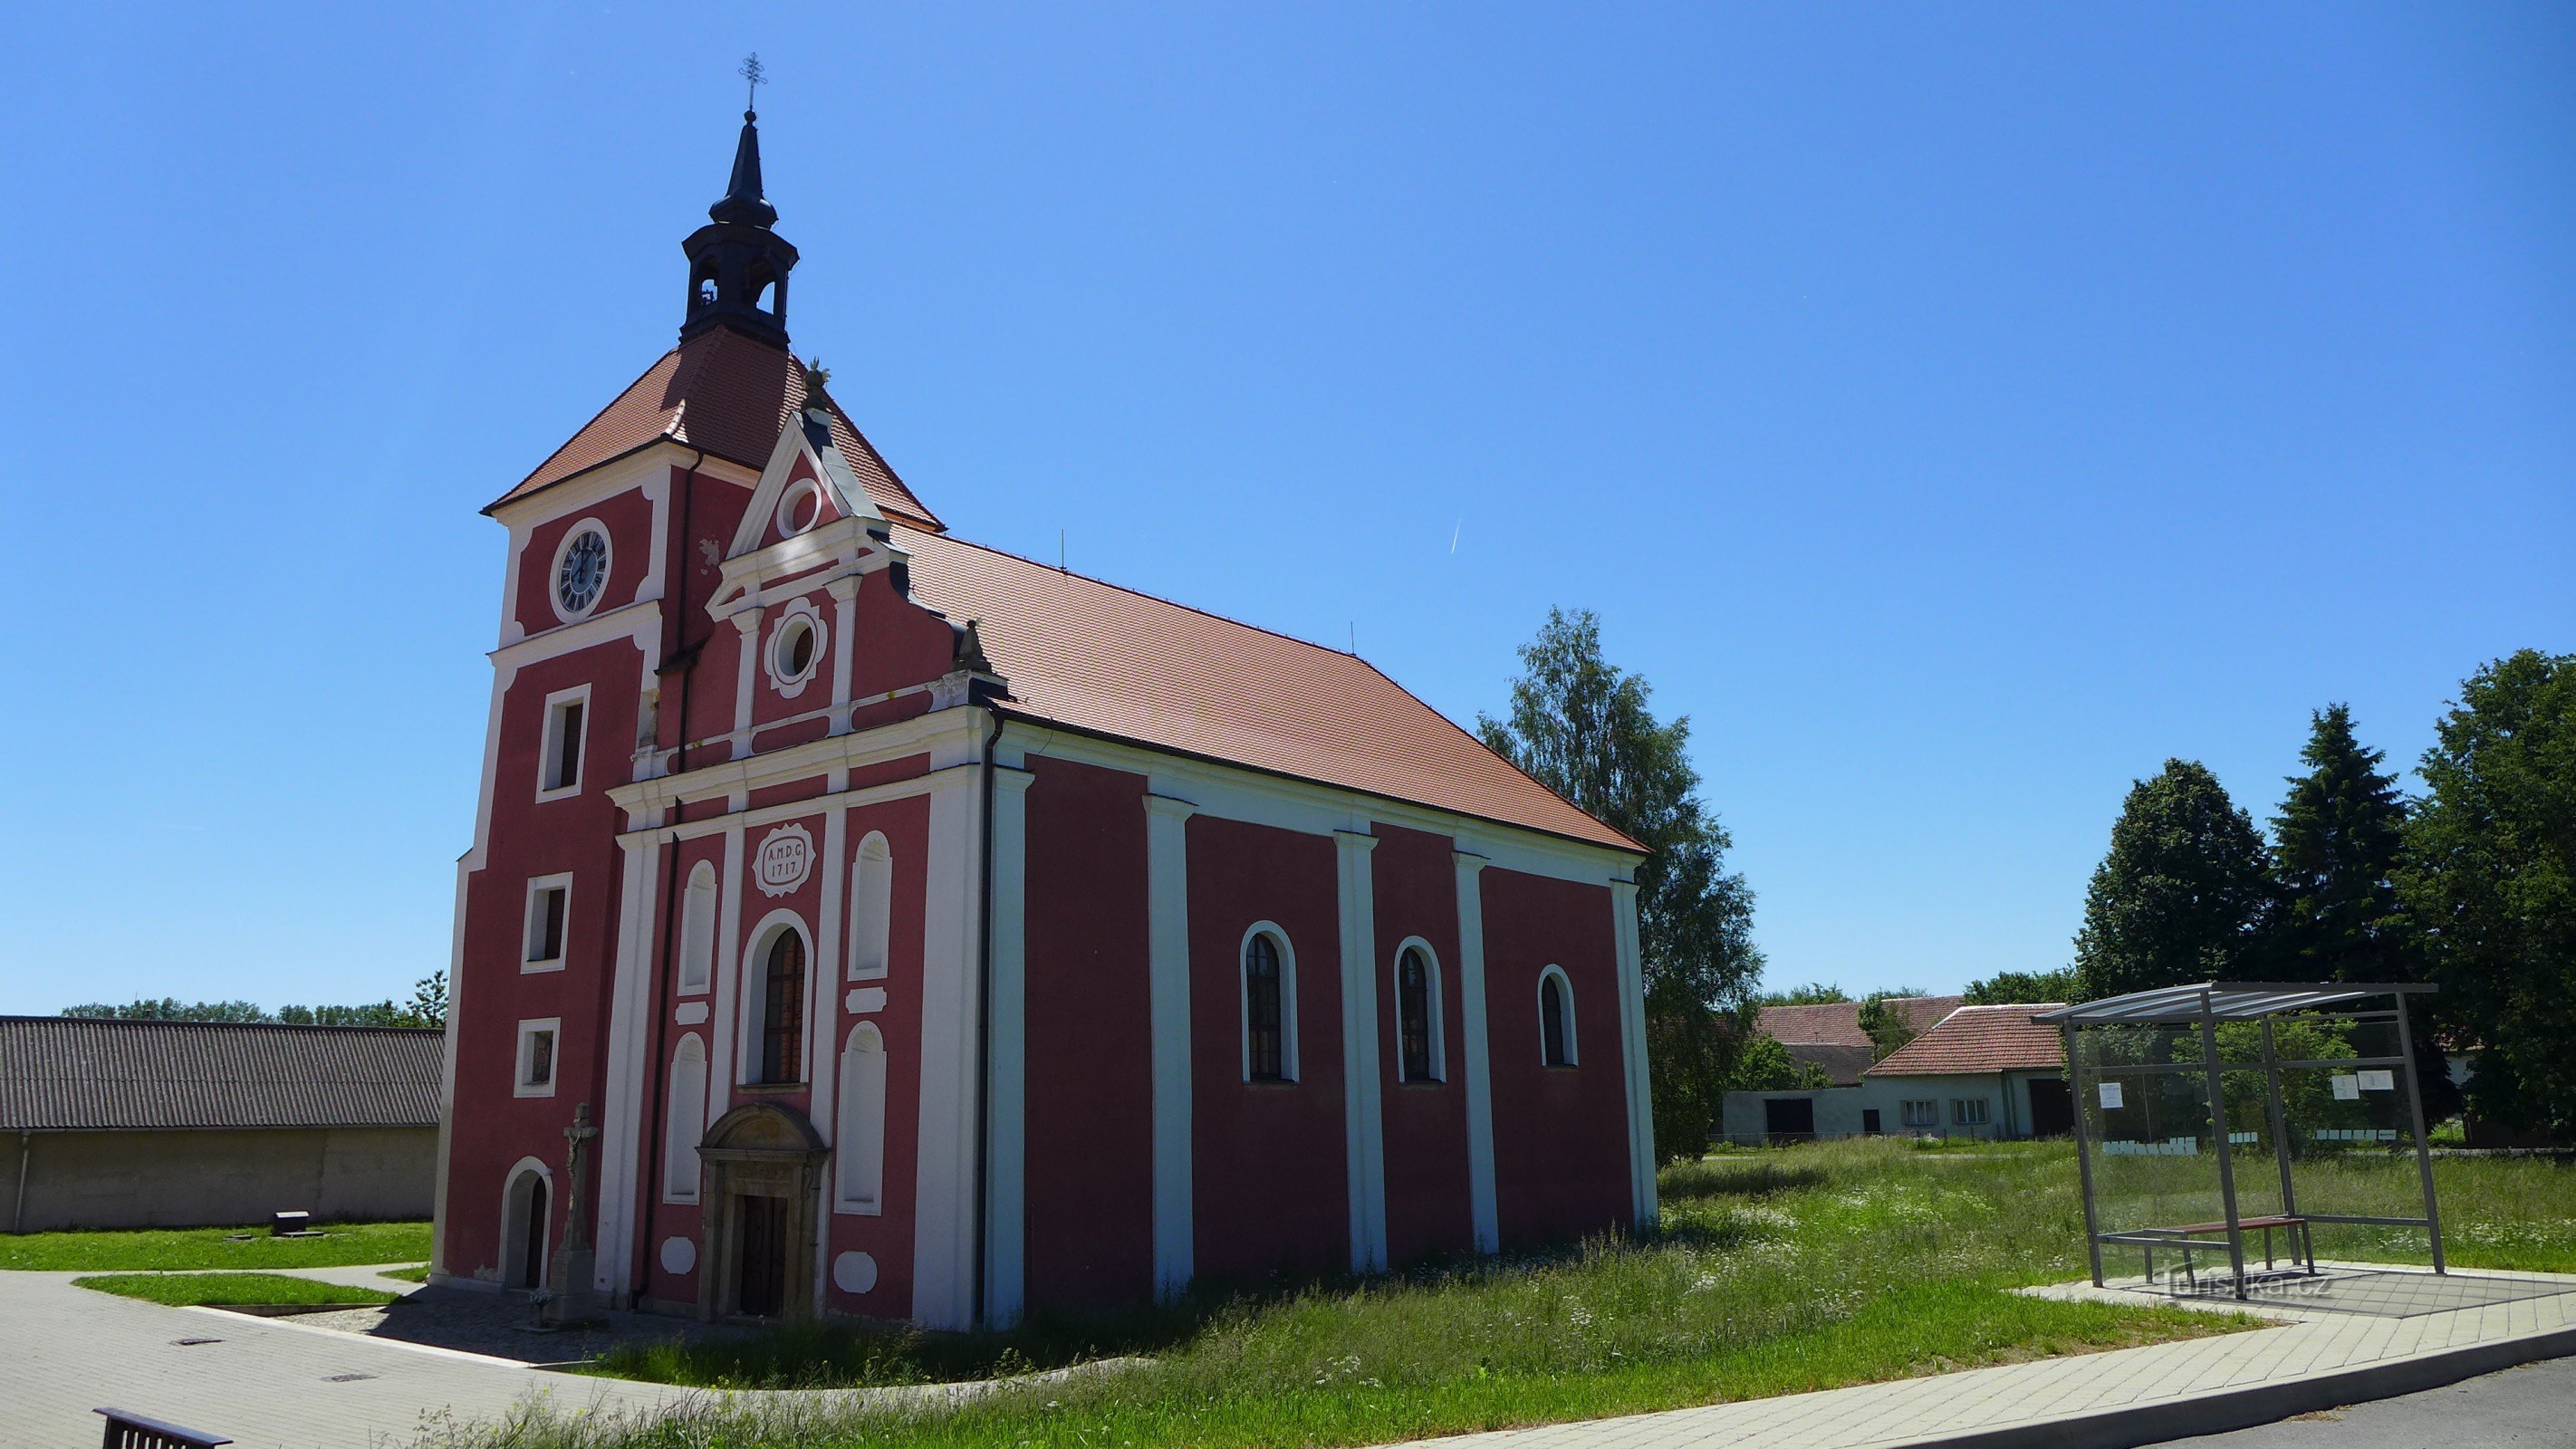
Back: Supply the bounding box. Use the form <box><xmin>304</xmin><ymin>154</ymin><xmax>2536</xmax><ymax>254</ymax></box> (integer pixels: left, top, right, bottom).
<box><xmin>663</xmin><ymin>1032</ymin><xmax>707</xmax><ymax>1203</ymax></box>
<box><xmin>522</xmin><ymin>873</ymin><xmax>573</xmax><ymax>973</ymax></box>
<box><xmin>847</xmin><ymin>832</ymin><xmax>892</xmax><ymax>982</ymax></box>
<box><xmin>1536</xmin><ymin>964</ymin><xmax>1579</xmax><ymax>1067</ymax></box>
<box><xmin>775</xmin><ymin>476</ymin><xmax>824</xmax><ymax>539</ymax></box>
<box><xmin>1238</xmin><ymin>921</ymin><xmax>1300</xmax><ymax>1083</ymax></box>
<box><xmin>1901</xmin><ymin>1099</ymin><xmax>1939</xmax><ymax>1129</ymax></box>
<box><xmin>535</xmin><ymin>684</ymin><xmax>593</xmax><ymax>801</ymax></box>
<box><xmin>764</xmin><ymin>599</ymin><xmax>828</xmax><ymax>700</ymax></box>
<box><xmin>514</xmin><ymin>1017</ymin><xmax>562</xmax><ymax>1099</ymax></box>
<box><xmin>1391</xmin><ymin>936</ymin><xmax>1447</xmax><ymax>1083</ymax></box>
<box><xmin>677</xmin><ymin>861</ymin><xmax>718</xmax><ymax>994</ymax></box>
<box><xmin>1954</xmin><ymin>1098</ymin><xmax>1991</xmax><ymax>1127</ymax></box>
<box><xmin>834</xmin><ymin>1022</ymin><xmax>889</xmax><ymax>1214</ymax></box>
<box><xmin>547</xmin><ymin>517</ymin><xmax>613</xmax><ymax>625</ymax></box>
<box><xmin>737</xmin><ymin>909</ymin><xmax>814</xmax><ymax>1087</ymax></box>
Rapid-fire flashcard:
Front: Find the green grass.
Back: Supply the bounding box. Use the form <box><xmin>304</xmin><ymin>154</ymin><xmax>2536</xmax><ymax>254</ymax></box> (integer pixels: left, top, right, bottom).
<box><xmin>456</xmin><ymin>1140</ymin><xmax>2246</xmax><ymax>1449</ymax></box>
<box><xmin>434</xmin><ymin>1142</ymin><xmax>2575</xmax><ymax>1449</ymax></box>
<box><xmin>72</xmin><ymin>1272</ymin><xmax>399</xmax><ymax>1308</ymax></box>
<box><xmin>383</xmin><ymin>1263</ymin><xmax>434</xmax><ymax>1283</ymax></box>
<box><xmin>0</xmin><ymin>1220</ymin><xmax>430</xmax><ymax>1271</ymax></box>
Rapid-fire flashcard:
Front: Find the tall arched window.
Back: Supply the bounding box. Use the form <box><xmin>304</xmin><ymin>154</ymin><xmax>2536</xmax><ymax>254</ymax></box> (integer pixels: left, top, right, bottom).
<box><xmin>849</xmin><ymin>833</ymin><xmax>892</xmax><ymax>981</ymax></box>
<box><xmin>835</xmin><ymin>1023</ymin><xmax>887</xmax><ymax>1213</ymax></box>
<box><xmin>1244</xmin><ymin>929</ymin><xmax>1289</xmax><ymax>1082</ymax></box>
<box><xmin>678</xmin><ymin>862</ymin><xmax>717</xmax><ymax>994</ymax></box>
<box><xmin>1539</xmin><ymin>965</ymin><xmax>1576</xmax><ymax>1068</ymax></box>
<box><xmin>757</xmin><ymin>929</ymin><xmax>807</xmax><ymax>1085</ymax></box>
<box><xmin>664</xmin><ymin>1033</ymin><xmax>706</xmax><ymax>1201</ymax></box>
<box><xmin>1396</xmin><ymin>943</ymin><xmax>1444</xmax><ymax>1082</ymax></box>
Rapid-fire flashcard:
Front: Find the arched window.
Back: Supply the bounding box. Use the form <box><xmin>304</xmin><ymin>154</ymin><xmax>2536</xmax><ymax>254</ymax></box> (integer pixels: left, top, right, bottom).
<box><xmin>757</xmin><ymin>929</ymin><xmax>807</xmax><ymax>1085</ymax></box>
<box><xmin>1396</xmin><ymin>943</ymin><xmax>1445</xmax><ymax>1082</ymax></box>
<box><xmin>678</xmin><ymin>862</ymin><xmax>716</xmax><ymax>994</ymax></box>
<box><xmin>849</xmin><ymin>833</ymin><xmax>891</xmax><ymax>981</ymax></box>
<box><xmin>1242</xmin><ymin>926</ymin><xmax>1296</xmax><ymax>1082</ymax></box>
<box><xmin>835</xmin><ymin>1024</ymin><xmax>888</xmax><ymax>1213</ymax></box>
<box><xmin>1539</xmin><ymin>965</ymin><xmax>1576</xmax><ymax>1068</ymax></box>
<box><xmin>664</xmin><ymin>1034</ymin><xmax>706</xmax><ymax>1202</ymax></box>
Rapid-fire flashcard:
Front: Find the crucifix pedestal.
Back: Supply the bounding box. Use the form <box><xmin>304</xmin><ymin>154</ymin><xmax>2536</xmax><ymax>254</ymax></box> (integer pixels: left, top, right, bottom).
<box><xmin>543</xmin><ymin>1102</ymin><xmax>603</xmax><ymax>1326</ymax></box>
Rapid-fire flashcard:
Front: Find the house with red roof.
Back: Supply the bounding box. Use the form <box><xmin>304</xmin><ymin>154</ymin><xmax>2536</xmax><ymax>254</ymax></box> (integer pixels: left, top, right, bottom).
<box><xmin>431</xmin><ymin>111</ymin><xmax>1654</xmax><ymax>1329</ymax></box>
<box><xmin>1723</xmin><ymin>1003</ymin><xmax>2072</xmax><ymax>1144</ymax></box>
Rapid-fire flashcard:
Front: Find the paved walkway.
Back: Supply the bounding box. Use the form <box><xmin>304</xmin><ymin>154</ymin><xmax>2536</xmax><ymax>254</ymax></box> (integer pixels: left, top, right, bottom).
<box><xmin>1</xmin><ymin>1264</ymin><xmax>2569</xmax><ymax>1449</ymax></box>
<box><xmin>0</xmin><ymin>1269</ymin><xmax>690</xmax><ymax>1449</ymax></box>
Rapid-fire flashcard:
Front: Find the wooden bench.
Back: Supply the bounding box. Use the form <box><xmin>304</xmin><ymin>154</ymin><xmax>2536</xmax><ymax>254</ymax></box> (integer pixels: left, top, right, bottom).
<box><xmin>94</xmin><ymin>1408</ymin><xmax>231</xmax><ymax>1449</ymax></box>
<box><xmin>2136</xmin><ymin>1214</ymin><xmax>2312</xmax><ymax>1289</ymax></box>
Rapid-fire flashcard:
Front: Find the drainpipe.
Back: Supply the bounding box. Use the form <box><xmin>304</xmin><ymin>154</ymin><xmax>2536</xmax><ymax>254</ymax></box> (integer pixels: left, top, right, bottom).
<box><xmin>12</xmin><ymin>1131</ymin><xmax>28</xmax><ymax>1233</ymax></box>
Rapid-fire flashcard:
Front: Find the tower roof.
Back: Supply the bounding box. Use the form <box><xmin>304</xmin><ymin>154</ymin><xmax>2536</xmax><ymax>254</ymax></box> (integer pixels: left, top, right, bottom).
<box><xmin>708</xmin><ymin>110</ymin><xmax>777</xmax><ymax>228</ymax></box>
<box><xmin>489</xmin><ymin>326</ymin><xmax>942</xmax><ymax>530</ymax></box>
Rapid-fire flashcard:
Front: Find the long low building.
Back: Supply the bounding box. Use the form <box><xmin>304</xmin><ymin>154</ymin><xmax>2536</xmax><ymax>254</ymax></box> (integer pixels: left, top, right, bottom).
<box><xmin>0</xmin><ymin>1017</ymin><xmax>445</xmax><ymax>1232</ymax></box>
<box><xmin>1723</xmin><ymin>1003</ymin><xmax>2072</xmax><ymax>1144</ymax></box>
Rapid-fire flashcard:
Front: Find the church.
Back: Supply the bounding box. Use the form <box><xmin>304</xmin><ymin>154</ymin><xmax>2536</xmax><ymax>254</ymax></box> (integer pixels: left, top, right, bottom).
<box><xmin>429</xmin><ymin>106</ymin><xmax>1657</xmax><ymax>1329</ymax></box>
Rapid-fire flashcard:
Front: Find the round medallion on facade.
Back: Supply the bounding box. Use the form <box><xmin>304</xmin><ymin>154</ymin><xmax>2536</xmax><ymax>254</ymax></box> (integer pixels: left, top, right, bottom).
<box><xmin>659</xmin><ymin>1235</ymin><xmax>697</xmax><ymax>1275</ymax></box>
<box><xmin>552</xmin><ymin>522</ymin><xmax>612</xmax><ymax>621</ymax></box>
<box><xmin>832</xmin><ymin>1250</ymin><xmax>878</xmax><ymax>1295</ymax></box>
<box><xmin>755</xmin><ymin>823</ymin><xmax>814</xmax><ymax>897</ymax></box>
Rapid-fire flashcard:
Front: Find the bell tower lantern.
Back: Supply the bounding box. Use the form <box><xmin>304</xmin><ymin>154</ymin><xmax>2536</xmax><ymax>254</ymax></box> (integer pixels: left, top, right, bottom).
<box><xmin>681</xmin><ymin>90</ymin><xmax>799</xmax><ymax>348</ymax></box>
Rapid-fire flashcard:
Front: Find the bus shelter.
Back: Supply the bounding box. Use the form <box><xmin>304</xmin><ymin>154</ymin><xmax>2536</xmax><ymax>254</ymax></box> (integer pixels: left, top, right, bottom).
<box><xmin>2033</xmin><ymin>982</ymin><xmax>2443</xmax><ymax>1300</ymax></box>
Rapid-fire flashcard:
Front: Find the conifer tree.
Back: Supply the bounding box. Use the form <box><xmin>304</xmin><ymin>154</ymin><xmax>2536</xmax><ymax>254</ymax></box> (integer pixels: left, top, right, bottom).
<box><xmin>1480</xmin><ymin>608</ymin><xmax>1763</xmax><ymax>1162</ymax></box>
<box><xmin>2072</xmin><ymin>760</ymin><xmax>2274</xmax><ymax>999</ymax></box>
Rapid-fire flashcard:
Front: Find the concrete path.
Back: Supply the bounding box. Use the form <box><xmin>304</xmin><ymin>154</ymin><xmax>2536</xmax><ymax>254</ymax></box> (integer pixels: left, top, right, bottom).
<box><xmin>2148</xmin><ymin>1352</ymin><xmax>2576</xmax><ymax>1448</ymax></box>
<box><xmin>1429</xmin><ymin>1266</ymin><xmax>2576</xmax><ymax>1449</ymax></box>
<box><xmin>0</xmin><ymin>1268</ymin><xmax>691</xmax><ymax>1449</ymax></box>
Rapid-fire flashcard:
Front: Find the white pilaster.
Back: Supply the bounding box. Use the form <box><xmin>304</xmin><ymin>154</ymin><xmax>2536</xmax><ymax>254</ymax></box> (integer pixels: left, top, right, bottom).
<box><xmin>911</xmin><ymin>761</ymin><xmax>987</xmax><ymax>1329</ymax></box>
<box><xmin>594</xmin><ymin>828</ymin><xmax>660</xmax><ymax>1300</ymax></box>
<box><xmin>1610</xmin><ymin>879</ymin><xmax>1657</xmax><ymax>1228</ymax></box>
<box><xmin>1335</xmin><ymin>830</ymin><xmax>1388</xmax><ymax>1274</ymax></box>
<box><xmin>706</xmin><ymin>827</ymin><xmax>746</xmax><ymax>1097</ymax></box>
<box><xmin>1452</xmin><ymin>851</ymin><xmax>1499</xmax><ymax>1254</ymax></box>
<box><xmin>807</xmin><ymin>806</ymin><xmax>849</xmax><ymax>1311</ymax></box>
<box><xmin>729</xmin><ymin>609</ymin><xmax>763</xmax><ymax>757</ymax></box>
<box><xmin>983</xmin><ymin>765</ymin><xmax>1035</xmax><ymax>1326</ymax></box>
<box><xmin>826</xmin><ymin>576</ymin><xmax>859</xmax><ymax>734</ymax></box>
<box><xmin>1142</xmin><ymin>792</ymin><xmax>1199</xmax><ymax>1300</ymax></box>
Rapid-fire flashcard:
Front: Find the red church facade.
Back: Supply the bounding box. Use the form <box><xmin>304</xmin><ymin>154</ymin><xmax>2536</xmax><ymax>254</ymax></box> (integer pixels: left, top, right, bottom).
<box><xmin>430</xmin><ymin>111</ymin><xmax>1655</xmax><ymax>1329</ymax></box>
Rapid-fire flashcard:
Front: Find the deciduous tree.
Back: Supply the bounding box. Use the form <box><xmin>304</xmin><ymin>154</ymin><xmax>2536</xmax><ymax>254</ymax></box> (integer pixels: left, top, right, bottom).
<box><xmin>2072</xmin><ymin>760</ymin><xmax>2274</xmax><ymax>999</ymax></box>
<box><xmin>1480</xmin><ymin>608</ymin><xmax>1764</xmax><ymax>1163</ymax></box>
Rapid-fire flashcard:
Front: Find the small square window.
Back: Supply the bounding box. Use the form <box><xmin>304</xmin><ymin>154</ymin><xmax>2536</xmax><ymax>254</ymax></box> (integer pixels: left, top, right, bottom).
<box><xmin>514</xmin><ymin>1018</ymin><xmax>561</xmax><ymax>1098</ymax></box>
<box><xmin>537</xmin><ymin>688</ymin><xmax>590</xmax><ymax>798</ymax></box>
<box><xmin>1953</xmin><ymin>1098</ymin><xmax>1990</xmax><ymax>1126</ymax></box>
<box><xmin>523</xmin><ymin>877</ymin><xmax>571</xmax><ymax>971</ymax></box>
<box><xmin>1901</xmin><ymin>1099</ymin><xmax>1939</xmax><ymax>1129</ymax></box>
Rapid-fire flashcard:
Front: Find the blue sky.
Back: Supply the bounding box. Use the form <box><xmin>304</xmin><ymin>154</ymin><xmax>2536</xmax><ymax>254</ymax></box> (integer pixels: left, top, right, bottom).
<box><xmin>0</xmin><ymin>5</ymin><xmax>2567</xmax><ymax>1014</ymax></box>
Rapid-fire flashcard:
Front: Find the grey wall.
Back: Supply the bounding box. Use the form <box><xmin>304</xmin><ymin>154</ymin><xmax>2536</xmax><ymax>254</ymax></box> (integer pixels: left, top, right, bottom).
<box><xmin>3</xmin><ymin>1127</ymin><xmax>437</xmax><ymax>1232</ymax></box>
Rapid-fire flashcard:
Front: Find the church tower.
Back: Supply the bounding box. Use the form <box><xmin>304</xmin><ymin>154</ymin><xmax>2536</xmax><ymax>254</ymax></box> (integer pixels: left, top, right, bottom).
<box><xmin>680</xmin><ymin>106</ymin><xmax>799</xmax><ymax>348</ymax></box>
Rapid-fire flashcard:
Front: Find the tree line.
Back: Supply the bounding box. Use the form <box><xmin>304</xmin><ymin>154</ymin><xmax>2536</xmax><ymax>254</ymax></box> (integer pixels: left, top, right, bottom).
<box><xmin>2071</xmin><ymin>650</ymin><xmax>2573</xmax><ymax>1138</ymax></box>
<box><xmin>62</xmin><ymin>972</ymin><xmax>448</xmax><ymax>1030</ymax></box>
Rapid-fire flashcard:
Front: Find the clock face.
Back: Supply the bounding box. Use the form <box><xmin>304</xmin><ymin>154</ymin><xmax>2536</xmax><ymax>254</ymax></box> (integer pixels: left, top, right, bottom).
<box><xmin>556</xmin><ymin>528</ymin><xmax>610</xmax><ymax>616</ymax></box>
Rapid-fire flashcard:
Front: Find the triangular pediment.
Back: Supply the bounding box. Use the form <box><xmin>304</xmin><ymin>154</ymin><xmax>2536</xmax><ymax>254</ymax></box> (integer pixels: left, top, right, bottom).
<box><xmin>726</xmin><ymin>404</ymin><xmax>894</xmax><ymax>561</ymax></box>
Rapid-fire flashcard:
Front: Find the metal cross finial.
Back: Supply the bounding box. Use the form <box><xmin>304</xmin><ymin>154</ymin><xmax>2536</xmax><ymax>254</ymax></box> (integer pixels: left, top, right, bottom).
<box><xmin>740</xmin><ymin>53</ymin><xmax>766</xmax><ymax>114</ymax></box>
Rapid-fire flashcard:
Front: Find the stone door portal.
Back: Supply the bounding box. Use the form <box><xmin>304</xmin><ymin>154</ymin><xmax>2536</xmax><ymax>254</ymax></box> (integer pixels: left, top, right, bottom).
<box><xmin>696</xmin><ymin>1101</ymin><xmax>827</xmax><ymax>1321</ymax></box>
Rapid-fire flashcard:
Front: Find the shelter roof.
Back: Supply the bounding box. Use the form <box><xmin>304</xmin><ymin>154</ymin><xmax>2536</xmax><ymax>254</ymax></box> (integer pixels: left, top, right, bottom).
<box><xmin>0</xmin><ymin>1017</ymin><xmax>445</xmax><ymax>1132</ymax></box>
<box><xmin>2031</xmin><ymin>982</ymin><xmax>2435</xmax><ymax>1027</ymax></box>
<box><xmin>1866</xmin><ymin>1004</ymin><xmax>2068</xmax><ymax>1077</ymax></box>
<box><xmin>897</xmin><ymin>526</ymin><xmax>1643</xmax><ymax>854</ymax></box>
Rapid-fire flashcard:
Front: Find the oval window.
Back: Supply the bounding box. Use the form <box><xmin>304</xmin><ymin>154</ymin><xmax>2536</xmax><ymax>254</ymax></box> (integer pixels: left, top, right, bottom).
<box><xmin>777</xmin><ymin>619</ymin><xmax>816</xmax><ymax>680</ymax></box>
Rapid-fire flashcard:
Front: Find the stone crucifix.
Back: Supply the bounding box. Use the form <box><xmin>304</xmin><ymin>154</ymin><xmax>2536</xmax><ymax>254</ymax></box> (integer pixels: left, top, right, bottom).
<box><xmin>543</xmin><ymin>1103</ymin><xmax>602</xmax><ymax>1324</ymax></box>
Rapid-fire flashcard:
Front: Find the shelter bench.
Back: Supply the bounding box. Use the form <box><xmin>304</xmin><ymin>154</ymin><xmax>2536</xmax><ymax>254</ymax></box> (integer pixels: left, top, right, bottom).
<box><xmin>2110</xmin><ymin>1214</ymin><xmax>2312</xmax><ymax>1291</ymax></box>
<box><xmin>94</xmin><ymin>1408</ymin><xmax>230</xmax><ymax>1449</ymax></box>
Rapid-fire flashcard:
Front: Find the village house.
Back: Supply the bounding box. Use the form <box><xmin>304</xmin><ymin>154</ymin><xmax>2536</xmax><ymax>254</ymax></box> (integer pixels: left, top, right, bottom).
<box><xmin>1724</xmin><ymin>1003</ymin><xmax>2072</xmax><ymax>1144</ymax></box>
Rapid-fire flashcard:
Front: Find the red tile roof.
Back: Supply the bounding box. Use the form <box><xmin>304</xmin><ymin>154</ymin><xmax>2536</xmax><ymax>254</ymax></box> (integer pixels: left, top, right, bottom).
<box><xmin>899</xmin><ymin>527</ymin><xmax>1643</xmax><ymax>854</ymax></box>
<box><xmin>1865</xmin><ymin>1004</ymin><xmax>2067</xmax><ymax>1078</ymax></box>
<box><xmin>1755</xmin><ymin>995</ymin><xmax>1962</xmax><ymax>1049</ymax></box>
<box><xmin>488</xmin><ymin>328</ymin><xmax>943</xmax><ymax>531</ymax></box>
